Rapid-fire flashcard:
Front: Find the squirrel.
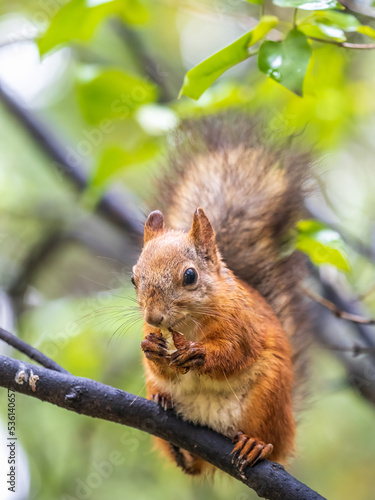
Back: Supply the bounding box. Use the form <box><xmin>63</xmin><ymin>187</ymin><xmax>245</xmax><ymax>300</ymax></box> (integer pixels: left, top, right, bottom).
<box><xmin>132</xmin><ymin>114</ymin><xmax>311</xmax><ymax>475</ymax></box>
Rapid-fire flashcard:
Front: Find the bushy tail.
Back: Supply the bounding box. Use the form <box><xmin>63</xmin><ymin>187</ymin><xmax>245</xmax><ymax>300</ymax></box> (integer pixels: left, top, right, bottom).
<box><xmin>154</xmin><ymin>113</ymin><xmax>312</xmax><ymax>407</ymax></box>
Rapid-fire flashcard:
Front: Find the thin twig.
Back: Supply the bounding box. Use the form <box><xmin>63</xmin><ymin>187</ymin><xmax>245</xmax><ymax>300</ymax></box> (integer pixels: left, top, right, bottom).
<box><xmin>303</xmin><ymin>286</ymin><xmax>375</xmax><ymax>325</ymax></box>
<box><xmin>308</xmin><ymin>36</ymin><xmax>375</xmax><ymax>50</ymax></box>
<box><xmin>311</xmin><ymin>284</ymin><xmax>375</xmax><ymax>405</ymax></box>
<box><xmin>0</xmin><ymin>328</ymin><xmax>69</xmax><ymax>374</ymax></box>
<box><xmin>293</xmin><ymin>8</ymin><xmax>298</xmax><ymax>29</ymax></box>
<box><xmin>338</xmin><ymin>0</ymin><xmax>375</xmax><ymax>20</ymax></box>
<box><xmin>322</xmin><ymin>342</ymin><xmax>375</xmax><ymax>355</ymax></box>
<box><xmin>0</xmin><ymin>354</ymin><xmax>326</xmax><ymax>500</ymax></box>
<box><xmin>320</xmin><ymin>278</ymin><xmax>375</xmax><ymax>353</ymax></box>
<box><xmin>111</xmin><ymin>19</ymin><xmax>178</xmax><ymax>102</ymax></box>
<box><xmin>7</xmin><ymin>229</ymin><xmax>63</xmax><ymax>297</ymax></box>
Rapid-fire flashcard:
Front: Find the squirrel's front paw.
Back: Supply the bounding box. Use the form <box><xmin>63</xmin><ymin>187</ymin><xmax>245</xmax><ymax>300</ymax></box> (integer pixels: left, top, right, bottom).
<box><xmin>169</xmin><ymin>342</ymin><xmax>206</xmax><ymax>374</ymax></box>
<box><xmin>141</xmin><ymin>332</ymin><xmax>169</xmax><ymax>364</ymax></box>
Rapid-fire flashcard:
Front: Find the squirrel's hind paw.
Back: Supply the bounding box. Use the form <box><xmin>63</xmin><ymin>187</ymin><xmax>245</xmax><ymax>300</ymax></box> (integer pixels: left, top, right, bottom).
<box><xmin>151</xmin><ymin>392</ymin><xmax>173</xmax><ymax>411</ymax></box>
<box><xmin>231</xmin><ymin>432</ymin><xmax>273</xmax><ymax>470</ymax></box>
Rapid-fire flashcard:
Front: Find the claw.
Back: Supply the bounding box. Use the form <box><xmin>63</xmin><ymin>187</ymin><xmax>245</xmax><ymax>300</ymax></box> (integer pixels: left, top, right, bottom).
<box><xmin>169</xmin><ymin>343</ymin><xmax>206</xmax><ymax>373</ymax></box>
<box><xmin>232</xmin><ymin>431</ymin><xmax>245</xmax><ymax>443</ymax></box>
<box><xmin>141</xmin><ymin>333</ymin><xmax>169</xmax><ymax>364</ymax></box>
<box><xmin>170</xmin><ymin>329</ymin><xmax>188</xmax><ymax>349</ymax></box>
<box><xmin>252</xmin><ymin>443</ymin><xmax>273</xmax><ymax>467</ymax></box>
<box><xmin>147</xmin><ymin>332</ymin><xmax>168</xmax><ymax>348</ymax></box>
<box><xmin>230</xmin><ymin>433</ymin><xmax>273</xmax><ymax>470</ymax></box>
<box><xmin>171</xmin><ymin>347</ymin><xmax>203</xmax><ymax>366</ymax></box>
<box><xmin>230</xmin><ymin>433</ymin><xmax>247</xmax><ymax>464</ymax></box>
<box><xmin>239</xmin><ymin>459</ymin><xmax>247</xmax><ymax>472</ymax></box>
<box><xmin>151</xmin><ymin>392</ymin><xmax>173</xmax><ymax>411</ymax></box>
<box><xmin>237</xmin><ymin>437</ymin><xmax>256</xmax><ymax>464</ymax></box>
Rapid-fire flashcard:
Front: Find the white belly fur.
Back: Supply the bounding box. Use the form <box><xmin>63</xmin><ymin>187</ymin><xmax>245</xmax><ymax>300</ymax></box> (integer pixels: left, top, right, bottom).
<box><xmin>154</xmin><ymin>370</ymin><xmax>252</xmax><ymax>438</ymax></box>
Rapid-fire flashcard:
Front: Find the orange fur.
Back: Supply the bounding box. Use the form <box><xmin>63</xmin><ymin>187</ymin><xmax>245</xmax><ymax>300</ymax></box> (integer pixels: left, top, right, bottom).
<box><xmin>134</xmin><ymin>208</ymin><xmax>296</xmax><ymax>473</ymax></box>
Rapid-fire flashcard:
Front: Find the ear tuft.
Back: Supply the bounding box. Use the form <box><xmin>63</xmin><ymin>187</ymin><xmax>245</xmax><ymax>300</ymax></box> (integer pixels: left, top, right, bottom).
<box><xmin>189</xmin><ymin>208</ymin><xmax>217</xmax><ymax>263</ymax></box>
<box><xmin>144</xmin><ymin>210</ymin><xmax>165</xmax><ymax>244</ymax></box>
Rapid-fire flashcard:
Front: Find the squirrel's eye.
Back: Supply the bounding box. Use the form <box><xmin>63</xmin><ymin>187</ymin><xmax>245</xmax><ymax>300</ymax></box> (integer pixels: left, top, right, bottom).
<box><xmin>183</xmin><ymin>268</ymin><xmax>197</xmax><ymax>286</ymax></box>
<box><xmin>131</xmin><ymin>274</ymin><xmax>136</xmax><ymax>287</ymax></box>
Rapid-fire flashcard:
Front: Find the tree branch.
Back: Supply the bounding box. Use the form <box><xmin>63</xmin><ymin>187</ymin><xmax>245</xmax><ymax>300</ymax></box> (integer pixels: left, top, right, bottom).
<box><xmin>0</xmin><ymin>354</ymin><xmax>325</xmax><ymax>500</ymax></box>
<box><xmin>322</xmin><ymin>342</ymin><xmax>375</xmax><ymax>355</ymax></box>
<box><xmin>111</xmin><ymin>20</ymin><xmax>178</xmax><ymax>102</ymax></box>
<box><xmin>7</xmin><ymin>228</ymin><xmax>63</xmax><ymax>299</ymax></box>
<box><xmin>0</xmin><ymin>328</ymin><xmax>69</xmax><ymax>374</ymax></box>
<box><xmin>308</xmin><ymin>36</ymin><xmax>375</xmax><ymax>50</ymax></box>
<box><xmin>2</xmin><ymin>56</ymin><xmax>375</xmax><ymax>413</ymax></box>
<box><xmin>311</xmin><ymin>280</ymin><xmax>375</xmax><ymax>404</ymax></box>
<box><xmin>0</xmin><ymin>81</ymin><xmax>143</xmax><ymax>241</ymax></box>
<box><xmin>337</xmin><ymin>0</ymin><xmax>375</xmax><ymax>20</ymax></box>
<box><xmin>303</xmin><ymin>286</ymin><xmax>375</xmax><ymax>325</ymax></box>
<box><xmin>320</xmin><ymin>280</ymin><xmax>375</xmax><ymax>353</ymax></box>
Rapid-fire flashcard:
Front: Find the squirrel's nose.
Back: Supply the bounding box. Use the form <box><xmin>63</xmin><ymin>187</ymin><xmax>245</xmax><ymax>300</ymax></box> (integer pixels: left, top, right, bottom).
<box><xmin>145</xmin><ymin>311</ymin><xmax>164</xmax><ymax>327</ymax></box>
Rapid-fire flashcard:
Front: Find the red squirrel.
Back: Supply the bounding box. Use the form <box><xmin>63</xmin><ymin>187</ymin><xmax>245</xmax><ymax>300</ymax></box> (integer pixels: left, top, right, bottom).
<box><xmin>132</xmin><ymin>115</ymin><xmax>310</xmax><ymax>475</ymax></box>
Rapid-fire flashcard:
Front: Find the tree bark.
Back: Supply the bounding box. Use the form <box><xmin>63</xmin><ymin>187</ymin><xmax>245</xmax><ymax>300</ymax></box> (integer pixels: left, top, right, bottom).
<box><xmin>0</xmin><ymin>354</ymin><xmax>325</xmax><ymax>500</ymax></box>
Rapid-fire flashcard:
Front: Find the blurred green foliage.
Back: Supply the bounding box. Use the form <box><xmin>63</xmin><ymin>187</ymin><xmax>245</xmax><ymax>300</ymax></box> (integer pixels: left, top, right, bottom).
<box><xmin>179</xmin><ymin>15</ymin><xmax>278</xmax><ymax>99</ymax></box>
<box><xmin>178</xmin><ymin>0</ymin><xmax>375</xmax><ymax>98</ymax></box>
<box><xmin>75</xmin><ymin>66</ymin><xmax>158</xmax><ymax>124</ymax></box>
<box><xmin>297</xmin><ymin>219</ymin><xmax>351</xmax><ymax>271</ymax></box>
<box><xmin>38</xmin><ymin>0</ymin><xmax>149</xmax><ymax>55</ymax></box>
<box><xmin>0</xmin><ymin>0</ymin><xmax>375</xmax><ymax>499</ymax></box>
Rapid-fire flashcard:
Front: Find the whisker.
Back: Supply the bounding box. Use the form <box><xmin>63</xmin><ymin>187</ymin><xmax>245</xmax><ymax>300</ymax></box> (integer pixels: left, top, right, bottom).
<box><xmin>78</xmin><ymin>275</ymin><xmax>116</xmax><ymax>290</ymax></box>
<box><xmin>119</xmin><ymin>315</ymin><xmax>143</xmax><ymax>333</ymax></box>
<box><xmin>107</xmin><ymin>316</ymin><xmax>143</xmax><ymax>346</ymax></box>
<box><xmin>73</xmin><ymin>306</ymin><xmax>140</xmax><ymax>326</ymax></box>
<box><xmin>223</xmin><ymin>371</ymin><xmax>242</xmax><ymax>407</ymax></box>
<box><xmin>95</xmin><ymin>256</ymin><xmax>130</xmax><ymax>268</ymax></box>
<box><xmin>130</xmin><ymin>380</ymin><xmax>148</xmax><ymax>406</ymax></box>
<box><xmin>191</xmin><ymin>317</ymin><xmax>204</xmax><ymax>336</ymax></box>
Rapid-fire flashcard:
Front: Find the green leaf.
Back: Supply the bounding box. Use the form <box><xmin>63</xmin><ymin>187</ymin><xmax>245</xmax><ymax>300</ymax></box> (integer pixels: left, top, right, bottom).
<box><xmin>76</xmin><ymin>66</ymin><xmax>157</xmax><ymax>124</ymax></box>
<box><xmin>299</xmin><ymin>11</ymin><xmax>375</xmax><ymax>43</ymax></box>
<box><xmin>357</xmin><ymin>25</ymin><xmax>375</xmax><ymax>39</ymax></box>
<box><xmin>38</xmin><ymin>0</ymin><xmax>148</xmax><ymax>55</ymax></box>
<box><xmin>299</xmin><ymin>10</ymin><xmax>364</xmax><ymax>41</ymax></box>
<box><xmin>313</xmin><ymin>10</ymin><xmax>360</xmax><ymax>31</ymax></box>
<box><xmin>179</xmin><ymin>16</ymin><xmax>278</xmax><ymax>100</ymax></box>
<box><xmin>38</xmin><ymin>0</ymin><xmax>112</xmax><ymax>54</ymax></box>
<box><xmin>90</xmin><ymin>143</ymin><xmax>157</xmax><ymax>188</ymax></box>
<box><xmin>296</xmin><ymin>219</ymin><xmax>350</xmax><ymax>271</ymax></box>
<box><xmin>273</xmin><ymin>0</ymin><xmax>343</xmax><ymax>10</ymax></box>
<box><xmin>118</xmin><ymin>0</ymin><xmax>149</xmax><ymax>24</ymax></box>
<box><xmin>247</xmin><ymin>0</ymin><xmax>263</xmax><ymax>5</ymax></box>
<box><xmin>258</xmin><ymin>29</ymin><xmax>312</xmax><ymax>95</ymax></box>
<box><xmin>83</xmin><ymin>141</ymin><xmax>159</xmax><ymax>207</ymax></box>
<box><xmin>299</xmin><ymin>21</ymin><xmax>346</xmax><ymax>41</ymax></box>
<box><xmin>91</xmin><ymin>146</ymin><xmax>132</xmax><ymax>188</ymax></box>
<box><xmin>315</xmin><ymin>19</ymin><xmax>347</xmax><ymax>38</ymax></box>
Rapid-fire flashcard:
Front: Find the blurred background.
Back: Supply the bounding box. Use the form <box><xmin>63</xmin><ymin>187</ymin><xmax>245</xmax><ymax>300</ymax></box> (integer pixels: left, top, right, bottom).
<box><xmin>0</xmin><ymin>0</ymin><xmax>375</xmax><ymax>499</ymax></box>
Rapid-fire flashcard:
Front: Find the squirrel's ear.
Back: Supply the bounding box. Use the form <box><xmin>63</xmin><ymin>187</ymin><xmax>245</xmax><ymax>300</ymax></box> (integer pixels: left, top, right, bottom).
<box><xmin>189</xmin><ymin>208</ymin><xmax>218</xmax><ymax>264</ymax></box>
<box><xmin>144</xmin><ymin>210</ymin><xmax>165</xmax><ymax>244</ymax></box>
